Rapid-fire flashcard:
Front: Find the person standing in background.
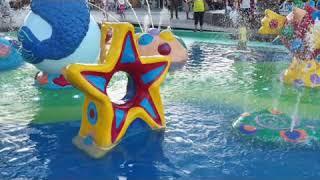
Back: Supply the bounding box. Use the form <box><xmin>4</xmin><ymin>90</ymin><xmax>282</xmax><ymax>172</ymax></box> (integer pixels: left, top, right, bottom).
<box><xmin>116</xmin><ymin>0</ymin><xmax>127</xmax><ymax>20</ymax></box>
<box><xmin>102</xmin><ymin>0</ymin><xmax>109</xmax><ymax>20</ymax></box>
<box><xmin>193</xmin><ymin>0</ymin><xmax>206</xmax><ymax>31</ymax></box>
<box><xmin>183</xmin><ymin>0</ymin><xmax>192</xmax><ymax>19</ymax></box>
<box><xmin>225</xmin><ymin>0</ymin><xmax>235</xmax><ymax>26</ymax></box>
<box><xmin>170</xmin><ymin>0</ymin><xmax>179</xmax><ymax>19</ymax></box>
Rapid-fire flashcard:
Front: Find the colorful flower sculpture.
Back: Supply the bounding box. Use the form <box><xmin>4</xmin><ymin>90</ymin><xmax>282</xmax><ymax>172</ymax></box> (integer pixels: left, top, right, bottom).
<box><xmin>259</xmin><ymin>5</ymin><xmax>320</xmax><ymax>88</ymax></box>
<box><xmin>63</xmin><ymin>22</ymin><xmax>171</xmax><ymax>158</ymax></box>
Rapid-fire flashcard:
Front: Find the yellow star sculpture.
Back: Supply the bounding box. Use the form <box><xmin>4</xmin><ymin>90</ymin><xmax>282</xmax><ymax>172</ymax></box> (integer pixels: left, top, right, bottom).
<box><xmin>62</xmin><ymin>22</ymin><xmax>171</xmax><ymax>158</ymax></box>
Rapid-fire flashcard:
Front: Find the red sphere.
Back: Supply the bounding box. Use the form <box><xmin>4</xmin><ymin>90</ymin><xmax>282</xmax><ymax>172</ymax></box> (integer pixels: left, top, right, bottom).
<box><xmin>158</xmin><ymin>43</ymin><xmax>171</xmax><ymax>56</ymax></box>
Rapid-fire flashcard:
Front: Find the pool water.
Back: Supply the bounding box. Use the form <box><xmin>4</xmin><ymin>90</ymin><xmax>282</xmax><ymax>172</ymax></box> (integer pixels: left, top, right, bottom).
<box><xmin>1</xmin><ymin>31</ymin><xmax>320</xmax><ymax>179</ymax></box>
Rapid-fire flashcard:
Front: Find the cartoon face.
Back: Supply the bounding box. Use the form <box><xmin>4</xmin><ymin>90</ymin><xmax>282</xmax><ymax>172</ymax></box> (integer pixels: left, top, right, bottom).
<box><xmin>137</xmin><ymin>28</ymin><xmax>188</xmax><ymax>64</ymax></box>
<box><xmin>259</xmin><ymin>9</ymin><xmax>287</xmax><ymax>35</ymax></box>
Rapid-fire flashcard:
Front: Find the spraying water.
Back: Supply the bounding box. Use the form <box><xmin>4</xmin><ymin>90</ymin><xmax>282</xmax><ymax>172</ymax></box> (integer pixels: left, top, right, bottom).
<box><xmin>144</xmin><ymin>0</ymin><xmax>154</xmax><ymax>28</ymax></box>
<box><xmin>125</xmin><ymin>0</ymin><xmax>144</xmax><ymax>32</ymax></box>
<box><xmin>272</xmin><ymin>87</ymin><xmax>283</xmax><ymax>111</ymax></box>
<box><xmin>272</xmin><ymin>73</ymin><xmax>285</xmax><ymax>111</ymax></box>
<box><xmin>237</xmin><ymin>27</ymin><xmax>247</xmax><ymax>50</ymax></box>
<box><xmin>229</xmin><ymin>9</ymin><xmax>239</xmax><ymax>27</ymax></box>
<box><xmin>158</xmin><ymin>8</ymin><xmax>170</xmax><ymax>30</ymax></box>
<box><xmin>243</xmin><ymin>93</ymin><xmax>250</xmax><ymax>112</ymax></box>
<box><xmin>290</xmin><ymin>91</ymin><xmax>303</xmax><ymax>132</ymax></box>
<box><xmin>143</xmin><ymin>15</ymin><xmax>150</xmax><ymax>32</ymax></box>
<box><xmin>88</xmin><ymin>2</ymin><xmax>120</xmax><ymax>22</ymax></box>
<box><xmin>0</xmin><ymin>0</ymin><xmax>14</xmax><ymax>30</ymax></box>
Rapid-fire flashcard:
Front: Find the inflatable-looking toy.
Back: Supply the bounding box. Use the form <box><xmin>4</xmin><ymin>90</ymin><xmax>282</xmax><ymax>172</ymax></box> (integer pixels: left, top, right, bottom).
<box><xmin>232</xmin><ymin>109</ymin><xmax>320</xmax><ymax>143</ymax></box>
<box><xmin>136</xmin><ymin>28</ymin><xmax>188</xmax><ymax>65</ymax></box>
<box><xmin>0</xmin><ymin>36</ymin><xmax>23</xmax><ymax>71</ymax></box>
<box><xmin>259</xmin><ymin>6</ymin><xmax>320</xmax><ymax>88</ymax></box>
<box><xmin>63</xmin><ymin>22</ymin><xmax>171</xmax><ymax>158</ymax></box>
<box><xmin>18</xmin><ymin>0</ymin><xmax>100</xmax><ymax>89</ymax></box>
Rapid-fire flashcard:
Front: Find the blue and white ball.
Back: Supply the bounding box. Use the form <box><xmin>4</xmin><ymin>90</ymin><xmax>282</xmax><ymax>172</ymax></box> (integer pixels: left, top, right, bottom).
<box><xmin>21</xmin><ymin>12</ymin><xmax>101</xmax><ymax>74</ymax></box>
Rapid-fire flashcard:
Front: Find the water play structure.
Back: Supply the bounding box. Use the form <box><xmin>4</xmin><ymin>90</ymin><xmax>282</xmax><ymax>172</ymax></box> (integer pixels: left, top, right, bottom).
<box><xmin>232</xmin><ymin>109</ymin><xmax>320</xmax><ymax>143</ymax></box>
<box><xmin>6</xmin><ymin>1</ymin><xmax>320</xmax><ymax>178</ymax></box>
<box><xmin>259</xmin><ymin>6</ymin><xmax>320</xmax><ymax>88</ymax></box>
<box><xmin>233</xmin><ymin>4</ymin><xmax>320</xmax><ymax>144</ymax></box>
<box><xmin>63</xmin><ymin>22</ymin><xmax>171</xmax><ymax>158</ymax></box>
<box><xmin>11</xmin><ymin>0</ymin><xmax>177</xmax><ymax>157</ymax></box>
<box><xmin>18</xmin><ymin>0</ymin><xmax>101</xmax><ymax>89</ymax></box>
<box><xmin>14</xmin><ymin>0</ymin><xmax>186</xmax><ymax>89</ymax></box>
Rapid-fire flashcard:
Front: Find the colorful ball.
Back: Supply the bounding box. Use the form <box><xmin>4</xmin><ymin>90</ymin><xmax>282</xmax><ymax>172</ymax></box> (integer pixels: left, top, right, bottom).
<box><xmin>158</xmin><ymin>43</ymin><xmax>171</xmax><ymax>55</ymax></box>
<box><xmin>19</xmin><ymin>0</ymin><xmax>101</xmax><ymax>75</ymax></box>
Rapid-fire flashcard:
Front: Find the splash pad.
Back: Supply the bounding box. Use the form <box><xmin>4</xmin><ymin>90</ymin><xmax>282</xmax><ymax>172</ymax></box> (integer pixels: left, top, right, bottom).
<box><xmin>233</xmin><ymin>3</ymin><xmax>320</xmax><ymax>144</ymax></box>
<box><xmin>232</xmin><ymin>110</ymin><xmax>320</xmax><ymax>143</ymax></box>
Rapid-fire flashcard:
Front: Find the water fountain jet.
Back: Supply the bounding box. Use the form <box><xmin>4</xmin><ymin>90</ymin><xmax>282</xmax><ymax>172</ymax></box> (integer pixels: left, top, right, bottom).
<box><xmin>144</xmin><ymin>0</ymin><xmax>154</xmax><ymax>28</ymax></box>
<box><xmin>126</xmin><ymin>0</ymin><xmax>144</xmax><ymax>32</ymax></box>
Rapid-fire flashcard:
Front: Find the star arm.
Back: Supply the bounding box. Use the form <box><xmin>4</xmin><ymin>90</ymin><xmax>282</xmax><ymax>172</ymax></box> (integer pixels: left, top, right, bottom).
<box><xmin>63</xmin><ymin>63</ymin><xmax>113</xmax><ymax>103</ymax></box>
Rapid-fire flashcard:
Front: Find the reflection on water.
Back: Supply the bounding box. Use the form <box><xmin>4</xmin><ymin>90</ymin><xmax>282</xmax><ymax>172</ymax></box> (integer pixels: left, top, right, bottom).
<box><xmin>164</xmin><ymin>42</ymin><xmax>320</xmax><ymax>120</ymax></box>
<box><xmin>2</xmin><ymin>42</ymin><xmax>320</xmax><ymax>179</ymax></box>
<box><xmin>0</xmin><ymin>119</ymin><xmax>183</xmax><ymax>180</ymax></box>
<box><xmin>3</xmin><ymin>102</ymin><xmax>320</xmax><ymax>179</ymax></box>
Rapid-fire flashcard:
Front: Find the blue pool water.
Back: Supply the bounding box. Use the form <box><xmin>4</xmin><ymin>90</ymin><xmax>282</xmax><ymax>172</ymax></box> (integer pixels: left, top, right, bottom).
<box><xmin>2</xmin><ymin>40</ymin><xmax>320</xmax><ymax>180</ymax></box>
<box><xmin>2</xmin><ymin>103</ymin><xmax>320</xmax><ymax>180</ymax></box>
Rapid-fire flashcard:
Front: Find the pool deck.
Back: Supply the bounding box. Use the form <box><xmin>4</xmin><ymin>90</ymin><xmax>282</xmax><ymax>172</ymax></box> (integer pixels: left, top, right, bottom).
<box><xmin>93</xmin><ymin>9</ymin><xmax>237</xmax><ymax>33</ymax></box>
<box><xmin>1</xmin><ymin>8</ymin><xmax>234</xmax><ymax>33</ymax></box>
<box><xmin>1</xmin><ymin>8</ymin><xmax>273</xmax><ymax>41</ymax></box>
